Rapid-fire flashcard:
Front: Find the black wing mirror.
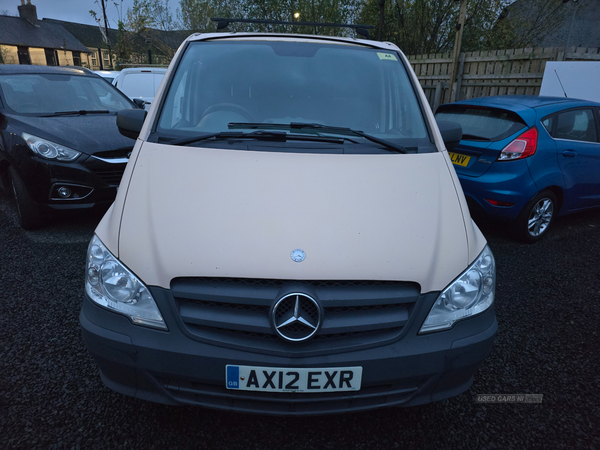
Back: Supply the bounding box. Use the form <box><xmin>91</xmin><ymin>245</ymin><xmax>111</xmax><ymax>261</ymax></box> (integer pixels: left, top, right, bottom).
<box><xmin>117</xmin><ymin>109</ymin><xmax>147</xmax><ymax>140</ymax></box>
<box><xmin>132</xmin><ymin>98</ymin><xmax>147</xmax><ymax>109</ymax></box>
<box><xmin>436</xmin><ymin>120</ymin><xmax>462</xmax><ymax>151</ymax></box>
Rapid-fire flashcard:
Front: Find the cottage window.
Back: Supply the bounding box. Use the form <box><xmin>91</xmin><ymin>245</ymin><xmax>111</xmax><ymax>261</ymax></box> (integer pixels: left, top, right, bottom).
<box><xmin>17</xmin><ymin>46</ymin><xmax>31</xmax><ymax>65</ymax></box>
<box><xmin>45</xmin><ymin>48</ymin><xmax>58</xmax><ymax>66</ymax></box>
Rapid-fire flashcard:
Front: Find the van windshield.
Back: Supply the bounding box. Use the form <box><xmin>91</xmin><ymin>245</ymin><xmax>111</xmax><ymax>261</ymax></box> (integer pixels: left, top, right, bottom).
<box><xmin>156</xmin><ymin>40</ymin><xmax>431</xmax><ymax>150</ymax></box>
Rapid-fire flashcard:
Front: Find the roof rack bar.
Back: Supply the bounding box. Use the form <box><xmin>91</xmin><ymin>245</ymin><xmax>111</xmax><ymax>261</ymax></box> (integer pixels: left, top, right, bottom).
<box><xmin>211</xmin><ymin>18</ymin><xmax>374</xmax><ymax>39</ymax></box>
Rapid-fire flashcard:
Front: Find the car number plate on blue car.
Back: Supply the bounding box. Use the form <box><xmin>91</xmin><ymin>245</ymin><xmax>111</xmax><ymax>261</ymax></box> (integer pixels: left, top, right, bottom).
<box><xmin>449</xmin><ymin>152</ymin><xmax>471</xmax><ymax>167</ymax></box>
<box><xmin>226</xmin><ymin>365</ymin><xmax>363</xmax><ymax>393</ymax></box>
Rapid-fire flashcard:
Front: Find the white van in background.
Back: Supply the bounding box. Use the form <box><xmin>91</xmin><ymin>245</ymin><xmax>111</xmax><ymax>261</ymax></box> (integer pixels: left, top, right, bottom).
<box><xmin>112</xmin><ymin>67</ymin><xmax>167</xmax><ymax>109</ymax></box>
<box><xmin>540</xmin><ymin>61</ymin><xmax>600</xmax><ymax>102</ymax></box>
<box><xmin>92</xmin><ymin>70</ymin><xmax>119</xmax><ymax>83</ymax></box>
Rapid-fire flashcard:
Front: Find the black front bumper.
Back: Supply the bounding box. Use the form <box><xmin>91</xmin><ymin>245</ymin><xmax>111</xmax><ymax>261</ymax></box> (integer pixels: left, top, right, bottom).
<box><xmin>80</xmin><ymin>284</ymin><xmax>497</xmax><ymax>415</ymax></box>
<box><xmin>14</xmin><ymin>152</ymin><xmax>128</xmax><ymax>210</ymax></box>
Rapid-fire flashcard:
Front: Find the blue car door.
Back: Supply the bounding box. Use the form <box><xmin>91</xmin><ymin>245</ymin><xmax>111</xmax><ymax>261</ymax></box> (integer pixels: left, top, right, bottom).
<box><xmin>553</xmin><ymin>108</ymin><xmax>600</xmax><ymax>211</ymax></box>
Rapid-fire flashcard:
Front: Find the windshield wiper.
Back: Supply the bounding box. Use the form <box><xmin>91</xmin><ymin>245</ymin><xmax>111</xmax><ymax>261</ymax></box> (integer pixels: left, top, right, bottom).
<box><xmin>169</xmin><ymin>130</ymin><xmax>346</xmax><ymax>146</ymax></box>
<box><xmin>229</xmin><ymin>122</ymin><xmax>408</xmax><ymax>154</ymax></box>
<box><xmin>40</xmin><ymin>110</ymin><xmax>111</xmax><ymax>117</ymax></box>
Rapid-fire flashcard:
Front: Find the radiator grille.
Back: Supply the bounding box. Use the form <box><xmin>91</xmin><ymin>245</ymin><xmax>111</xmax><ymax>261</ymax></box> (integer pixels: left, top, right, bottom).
<box><xmin>170</xmin><ymin>277</ymin><xmax>420</xmax><ymax>354</ymax></box>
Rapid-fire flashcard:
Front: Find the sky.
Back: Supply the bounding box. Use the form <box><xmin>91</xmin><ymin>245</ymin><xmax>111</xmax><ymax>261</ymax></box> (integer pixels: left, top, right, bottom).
<box><xmin>0</xmin><ymin>0</ymin><xmax>177</xmax><ymax>27</ymax></box>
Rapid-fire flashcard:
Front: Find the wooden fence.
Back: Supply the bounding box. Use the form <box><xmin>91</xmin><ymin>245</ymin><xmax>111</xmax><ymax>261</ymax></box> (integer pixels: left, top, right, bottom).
<box><xmin>408</xmin><ymin>46</ymin><xmax>600</xmax><ymax>110</ymax></box>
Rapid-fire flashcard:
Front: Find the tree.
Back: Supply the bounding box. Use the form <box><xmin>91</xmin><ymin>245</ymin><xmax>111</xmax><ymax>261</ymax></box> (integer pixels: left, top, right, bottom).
<box><xmin>113</xmin><ymin>19</ymin><xmax>133</xmax><ymax>66</ymax></box>
<box><xmin>125</xmin><ymin>0</ymin><xmax>154</xmax><ymax>33</ymax></box>
<box><xmin>359</xmin><ymin>0</ymin><xmax>509</xmax><ymax>55</ymax></box>
<box><xmin>89</xmin><ymin>0</ymin><xmax>115</xmax><ymax>68</ymax></box>
<box><xmin>152</xmin><ymin>0</ymin><xmax>176</xmax><ymax>32</ymax></box>
<box><xmin>358</xmin><ymin>0</ymin><xmax>572</xmax><ymax>56</ymax></box>
<box><xmin>176</xmin><ymin>0</ymin><xmax>216</xmax><ymax>31</ymax></box>
<box><xmin>175</xmin><ymin>0</ymin><xmax>363</xmax><ymax>35</ymax></box>
<box><xmin>107</xmin><ymin>0</ymin><xmax>176</xmax><ymax>34</ymax></box>
<box><xmin>490</xmin><ymin>0</ymin><xmax>572</xmax><ymax>49</ymax></box>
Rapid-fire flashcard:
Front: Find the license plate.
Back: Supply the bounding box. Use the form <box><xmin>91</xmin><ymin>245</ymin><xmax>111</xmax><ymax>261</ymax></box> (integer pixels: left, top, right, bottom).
<box><xmin>449</xmin><ymin>152</ymin><xmax>471</xmax><ymax>167</ymax></box>
<box><xmin>226</xmin><ymin>365</ymin><xmax>362</xmax><ymax>393</ymax></box>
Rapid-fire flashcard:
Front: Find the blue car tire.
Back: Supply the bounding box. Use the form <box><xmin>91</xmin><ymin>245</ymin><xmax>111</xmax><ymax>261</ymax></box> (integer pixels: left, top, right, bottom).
<box><xmin>515</xmin><ymin>190</ymin><xmax>558</xmax><ymax>243</ymax></box>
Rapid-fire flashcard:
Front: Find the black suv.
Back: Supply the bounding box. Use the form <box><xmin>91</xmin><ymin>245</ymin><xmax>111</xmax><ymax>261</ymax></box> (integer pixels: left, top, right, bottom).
<box><xmin>0</xmin><ymin>65</ymin><xmax>136</xmax><ymax>229</ymax></box>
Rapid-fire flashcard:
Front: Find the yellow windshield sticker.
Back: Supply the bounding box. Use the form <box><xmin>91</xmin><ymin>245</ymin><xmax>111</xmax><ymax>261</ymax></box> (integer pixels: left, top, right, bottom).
<box><xmin>377</xmin><ymin>52</ymin><xmax>398</xmax><ymax>61</ymax></box>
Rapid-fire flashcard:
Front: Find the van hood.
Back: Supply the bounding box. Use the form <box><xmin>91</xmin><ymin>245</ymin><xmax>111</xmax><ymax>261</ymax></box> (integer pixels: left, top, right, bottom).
<box><xmin>116</xmin><ymin>144</ymin><xmax>473</xmax><ymax>293</ymax></box>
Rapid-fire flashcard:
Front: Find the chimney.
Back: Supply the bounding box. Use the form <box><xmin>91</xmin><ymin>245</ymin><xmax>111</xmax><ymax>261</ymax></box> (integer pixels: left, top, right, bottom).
<box><xmin>18</xmin><ymin>0</ymin><xmax>38</xmax><ymax>26</ymax></box>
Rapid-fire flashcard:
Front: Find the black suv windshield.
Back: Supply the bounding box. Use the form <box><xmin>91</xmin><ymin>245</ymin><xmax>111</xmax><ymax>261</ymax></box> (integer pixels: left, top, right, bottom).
<box><xmin>0</xmin><ymin>73</ymin><xmax>134</xmax><ymax>115</ymax></box>
<box><xmin>156</xmin><ymin>40</ymin><xmax>431</xmax><ymax>150</ymax></box>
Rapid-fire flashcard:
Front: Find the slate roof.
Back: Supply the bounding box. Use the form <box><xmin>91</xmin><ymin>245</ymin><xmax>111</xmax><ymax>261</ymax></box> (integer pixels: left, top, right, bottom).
<box><xmin>143</xmin><ymin>28</ymin><xmax>192</xmax><ymax>51</ymax></box>
<box><xmin>43</xmin><ymin>18</ymin><xmax>191</xmax><ymax>53</ymax></box>
<box><xmin>42</xmin><ymin>18</ymin><xmax>119</xmax><ymax>49</ymax></box>
<box><xmin>505</xmin><ymin>0</ymin><xmax>600</xmax><ymax>48</ymax></box>
<box><xmin>0</xmin><ymin>15</ymin><xmax>89</xmax><ymax>52</ymax></box>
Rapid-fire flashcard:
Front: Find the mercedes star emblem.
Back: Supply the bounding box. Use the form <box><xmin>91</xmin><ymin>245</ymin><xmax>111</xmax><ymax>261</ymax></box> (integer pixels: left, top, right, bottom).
<box><xmin>271</xmin><ymin>293</ymin><xmax>321</xmax><ymax>342</ymax></box>
<box><xmin>290</xmin><ymin>249</ymin><xmax>306</xmax><ymax>262</ymax></box>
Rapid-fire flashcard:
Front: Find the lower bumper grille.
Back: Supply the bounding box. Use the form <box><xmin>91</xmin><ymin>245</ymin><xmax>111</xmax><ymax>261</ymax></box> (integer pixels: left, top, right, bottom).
<box><xmin>155</xmin><ymin>375</ymin><xmax>422</xmax><ymax>414</ymax></box>
<box><xmin>93</xmin><ymin>169</ymin><xmax>125</xmax><ymax>186</ymax></box>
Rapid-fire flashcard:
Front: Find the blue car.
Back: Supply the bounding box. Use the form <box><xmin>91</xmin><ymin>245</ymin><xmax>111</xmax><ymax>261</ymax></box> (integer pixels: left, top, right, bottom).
<box><xmin>436</xmin><ymin>95</ymin><xmax>600</xmax><ymax>242</ymax></box>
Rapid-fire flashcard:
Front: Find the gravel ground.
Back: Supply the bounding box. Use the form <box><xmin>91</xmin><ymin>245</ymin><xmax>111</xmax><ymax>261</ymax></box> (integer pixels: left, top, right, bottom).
<box><xmin>1</xmin><ymin>189</ymin><xmax>599</xmax><ymax>449</ymax></box>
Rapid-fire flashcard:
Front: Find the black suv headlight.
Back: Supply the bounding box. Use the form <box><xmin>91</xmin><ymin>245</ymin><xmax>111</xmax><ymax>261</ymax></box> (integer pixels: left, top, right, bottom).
<box><xmin>22</xmin><ymin>132</ymin><xmax>81</xmax><ymax>161</ymax></box>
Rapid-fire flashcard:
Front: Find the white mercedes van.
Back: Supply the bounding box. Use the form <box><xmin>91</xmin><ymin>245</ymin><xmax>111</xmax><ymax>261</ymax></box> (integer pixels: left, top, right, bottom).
<box><xmin>81</xmin><ymin>24</ymin><xmax>497</xmax><ymax>415</ymax></box>
<box><xmin>111</xmin><ymin>67</ymin><xmax>167</xmax><ymax>109</ymax></box>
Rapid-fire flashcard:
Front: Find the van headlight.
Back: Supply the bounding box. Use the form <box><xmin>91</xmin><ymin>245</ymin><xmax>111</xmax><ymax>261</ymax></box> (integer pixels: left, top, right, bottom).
<box><xmin>85</xmin><ymin>235</ymin><xmax>167</xmax><ymax>330</ymax></box>
<box><xmin>420</xmin><ymin>246</ymin><xmax>495</xmax><ymax>333</ymax></box>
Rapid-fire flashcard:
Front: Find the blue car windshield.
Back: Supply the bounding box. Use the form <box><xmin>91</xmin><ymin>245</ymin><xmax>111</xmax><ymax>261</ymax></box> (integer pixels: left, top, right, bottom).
<box><xmin>156</xmin><ymin>40</ymin><xmax>429</xmax><ymax>144</ymax></box>
<box><xmin>0</xmin><ymin>73</ymin><xmax>134</xmax><ymax>114</ymax></box>
<box><xmin>436</xmin><ymin>105</ymin><xmax>526</xmax><ymax>142</ymax></box>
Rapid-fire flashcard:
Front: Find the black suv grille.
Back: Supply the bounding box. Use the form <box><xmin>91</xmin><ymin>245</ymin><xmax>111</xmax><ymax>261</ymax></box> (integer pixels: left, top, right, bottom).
<box><xmin>93</xmin><ymin>169</ymin><xmax>125</xmax><ymax>185</ymax></box>
<box><xmin>84</xmin><ymin>148</ymin><xmax>132</xmax><ymax>187</ymax></box>
<box><xmin>171</xmin><ymin>277</ymin><xmax>420</xmax><ymax>355</ymax></box>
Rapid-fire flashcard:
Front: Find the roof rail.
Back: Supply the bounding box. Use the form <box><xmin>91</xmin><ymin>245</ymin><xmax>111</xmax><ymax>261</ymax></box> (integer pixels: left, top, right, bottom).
<box><xmin>119</xmin><ymin>63</ymin><xmax>169</xmax><ymax>68</ymax></box>
<box><xmin>210</xmin><ymin>18</ymin><xmax>374</xmax><ymax>39</ymax></box>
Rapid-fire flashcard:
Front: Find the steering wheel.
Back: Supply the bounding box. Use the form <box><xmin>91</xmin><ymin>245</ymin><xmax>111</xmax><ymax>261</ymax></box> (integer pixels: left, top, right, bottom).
<box><xmin>201</xmin><ymin>103</ymin><xmax>255</xmax><ymax>122</ymax></box>
<box><xmin>565</xmin><ymin>129</ymin><xmax>586</xmax><ymax>141</ymax></box>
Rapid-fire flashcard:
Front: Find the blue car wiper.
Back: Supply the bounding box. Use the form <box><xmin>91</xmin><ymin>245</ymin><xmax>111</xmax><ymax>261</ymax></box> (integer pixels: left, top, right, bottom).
<box><xmin>229</xmin><ymin>122</ymin><xmax>408</xmax><ymax>154</ymax></box>
<box><xmin>40</xmin><ymin>110</ymin><xmax>111</xmax><ymax>117</ymax></box>
<box><xmin>461</xmin><ymin>133</ymin><xmax>491</xmax><ymax>142</ymax></box>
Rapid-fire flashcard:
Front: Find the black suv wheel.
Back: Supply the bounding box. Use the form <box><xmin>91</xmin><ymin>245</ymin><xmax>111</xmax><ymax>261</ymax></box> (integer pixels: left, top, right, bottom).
<box><xmin>9</xmin><ymin>166</ymin><xmax>44</xmax><ymax>230</ymax></box>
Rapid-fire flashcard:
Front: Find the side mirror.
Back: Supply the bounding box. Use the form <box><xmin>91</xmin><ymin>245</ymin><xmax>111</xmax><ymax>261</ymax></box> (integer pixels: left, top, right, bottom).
<box><xmin>117</xmin><ymin>109</ymin><xmax>147</xmax><ymax>140</ymax></box>
<box><xmin>132</xmin><ymin>98</ymin><xmax>147</xmax><ymax>109</ymax></box>
<box><xmin>436</xmin><ymin>120</ymin><xmax>462</xmax><ymax>151</ymax></box>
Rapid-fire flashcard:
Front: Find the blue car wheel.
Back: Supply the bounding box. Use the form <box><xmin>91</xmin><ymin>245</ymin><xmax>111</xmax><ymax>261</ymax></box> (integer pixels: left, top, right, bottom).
<box><xmin>515</xmin><ymin>190</ymin><xmax>558</xmax><ymax>243</ymax></box>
